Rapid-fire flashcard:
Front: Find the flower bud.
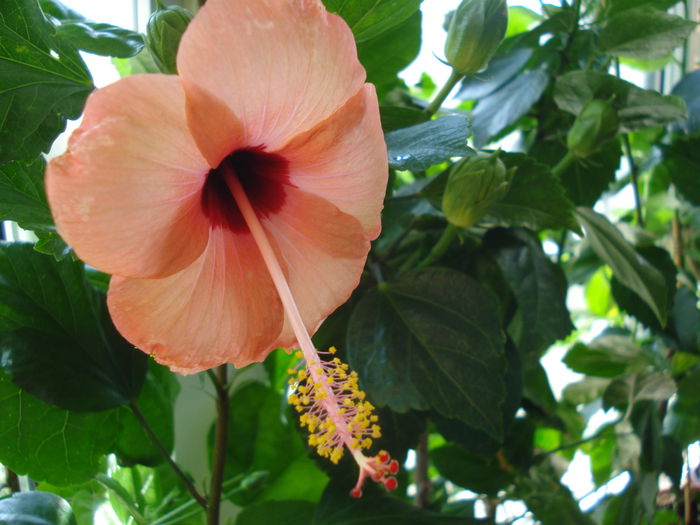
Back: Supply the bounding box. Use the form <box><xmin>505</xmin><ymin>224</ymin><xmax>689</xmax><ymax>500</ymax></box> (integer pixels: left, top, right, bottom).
<box><xmin>567</xmin><ymin>99</ymin><xmax>620</xmax><ymax>158</ymax></box>
<box><xmin>442</xmin><ymin>153</ymin><xmax>512</xmax><ymax>228</ymax></box>
<box><xmin>444</xmin><ymin>0</ymin><xmax>508</xmax><ymax>75</ymax></box>
<box><xmin>145</xmin><ymin>6</ymin><xmax>194</xmax><ymax>75</ymax></box>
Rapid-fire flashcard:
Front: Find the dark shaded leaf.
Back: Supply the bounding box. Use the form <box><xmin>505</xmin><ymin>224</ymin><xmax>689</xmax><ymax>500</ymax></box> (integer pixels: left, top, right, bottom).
<box><xmin>631</xmin><ymin>401</ymin><xmax>663</xmax><ymax>472</ymax></box>
<box><xmin>554</xmin><ymin>71</ymin><xmax>686</xmax><ymax>132</ymax></box>
<box><xmin>456</xmin><ymin>47</ymin><xmax>532</xmax><ymax>101</ymax></box>
<box><xmin>564</xmin><ymin>336</ymin><xmax>653</xmax><ymax>378</ymax></box>
<box><xmin>379</xmin><ymin>106</ymin><xmax>427</xmax><ymax>133</ymax></box>
<box><xmin>0</xmin><ymin>0</ymin><xmax>93</xmax><ymax>164</ymax></box>
<box><xmin>671</xmin><ymin>69</ymin><xmax>700</xmax><ymax>134</ymax></box>
<box><xmin>487</xmin><ymin>153</ymin><xmax>578</xmax><ymax>231</ymax></box>
<box><xmin>661</xmin><ymin>134</ymin><xmax>700</xmax><ymax>205</ymax></box>
<box><xmin>55</xmin><ymin>22</ymin><xmax>144</xmax><ymax>58</ymax></box>
<box><xmin>600</xmin><ymin>7</ymin><xmax>696</xmax><ymax>60</ymax></box>
<box><xmin>323</xmin><ymin>0</ymin><xmax>422</xmax><ymax>42</ymax></box>
<box><xmin>432</xmin><ymin>444</ymin><xmax>513</xmax><ymax>495</ymax></box>
<box><xmin>0</xmin><ymin>372</ymin><xmax>117</xmax><ymax>485</ymax></box>
<box><xmin>603</xmin><ymin>371</ymin><xmax>676</xmax><ymax>410</ymax></box>
<box><xmin>0</xmin><ymin>243</ymin><xmax>147</xmax><ymax>411</ymax></box>
<box><xmin>485</xmin><ymin>228</ymin><xmax>574</xmax><ymax>356</ymax></box>
<box><xmin>115</xmin><ymin>362</ymin><xmax>180</xmax><ymax>466</ymax></box>
<box><xmin>0</xmin><ymin>157</ymin><xmax>53</xmax><ymax>231</ymax></box>
<box><xmin>575</xmin><ymin>207</ymin><xmax>668</xmax><ymax>325</ymax></box>
<box><xmin>472</xmin><ymin>68</ymin><xmax>549</xmax><ymax>147</ymax></box>
<box><xmin>358</xmin><ymin>11</ymin><xmax>421</xmax><ymax>97</ymax></box>
<box><xmin>237</xmin><ymin>500</ymin><xmax>316</xmax><ymax>525</ymax></box>
<box><xmin>0</xmin><ymin>491</ymin><xmax>76</xmax><ymax>525</ymax></box>
<box><xmin>670</xmin><ymin>287</ymin><xmax>699</xmax><ymax>353</ymax></box>
<box><xmin>602</xmin><ymin>473</ymin><xmax>657</xmax><ymax>525</ymax></box>
<box><xmin>313</xmin><ymin>479</ymin><xmax>477</xmax><ymax>524</ymax></box>
<box><xmin>347</xmin><ymin>268</ymin><xmax>506</xmax><ymax>439</ymax></box>
<box><xmin>608</xmin><ymin>0</ymin><xmax>681</xmax><ymax>15</ymax></box>
<box><xmin>385</xmin><ymin>115</ymin><xmax>472</xmax><ymax>171</ymax></box>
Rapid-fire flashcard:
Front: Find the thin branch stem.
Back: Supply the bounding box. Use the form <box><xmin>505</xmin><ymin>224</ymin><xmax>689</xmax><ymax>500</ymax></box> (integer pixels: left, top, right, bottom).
<box><xmin>207</xmin><ymin>365</ymin><xmax>230</xmax><ymax>525</ymax></box>
<box><xmin>414</xmin><ymin>431</ymin><xmax>432</xmax><ymax>508</ymax></box>
<box><xmin>621</xmin><ymin>134</ymin><xmax>644</xmax><ymax>228</ymax></box>
<box><xmin>129</xmin><ymin>401</ymin><xmax>208</xmax><ymax>509</ymax></box>
<box><xmin>673</xmin><ymin>210</ymin><xmax>685</xmax><ymax>270</ymax></box>
<box><xmin>416</xmin><ymin>223</ymin><xmax>458</xmax><ymax>269</ymax></box>
<box><xmin>424</xmin><ymin>69</ymin><xmax>464</xmax><ymax>117</ymax></box>
<box><xmin>551</xmin><ymin>150</ymin><xmax>577</xmax><ymax>179</ymax></box>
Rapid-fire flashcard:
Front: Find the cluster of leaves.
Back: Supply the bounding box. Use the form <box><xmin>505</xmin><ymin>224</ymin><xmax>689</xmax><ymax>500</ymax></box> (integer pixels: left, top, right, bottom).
<box><xmin>0</xmin><ymin>0</ymin><xmax>698</xmax><ymax>524</ymax></box>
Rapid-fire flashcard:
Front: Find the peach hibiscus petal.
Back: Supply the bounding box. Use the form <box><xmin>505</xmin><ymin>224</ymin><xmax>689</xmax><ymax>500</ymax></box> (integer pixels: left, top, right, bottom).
<box><xmin>107</xmin><ymin>228</ymin><xmax>284</xmax><ymax>374</ymax></box>
<box><xmin>261</xmin><ymin>187</ymin><xmax>370</xmax><ymax>348</ymax></box>
<box><xmin>275</xmin><ymin>85</ymin><xmax>388</xmax><ymax>239</ymax></box>
<box><xmin>177</xmin><ymin>0</ymin><xmax>365</xmax><ymax>163</ymax></box>
<box><xmin>46</xmin><ymin>75</ymin><xmax>211</xmax><ymax>279</ymax></box>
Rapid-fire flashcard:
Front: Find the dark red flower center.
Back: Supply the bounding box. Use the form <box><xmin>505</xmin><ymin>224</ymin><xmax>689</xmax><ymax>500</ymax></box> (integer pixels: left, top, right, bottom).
<box><xmin>202</xmin><ymin>147</ymin><xmax>290</xmax><ymax>232</ymax></box>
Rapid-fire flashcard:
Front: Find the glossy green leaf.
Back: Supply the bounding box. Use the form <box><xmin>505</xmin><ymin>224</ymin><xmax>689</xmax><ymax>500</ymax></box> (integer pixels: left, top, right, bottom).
<box><xmin>456</xmin><ymin>47</ymin><xmax>532</xmax><ymax>101</ymax></box>
<box><xmin>323</xmin><ymin>0</ymin><xmax>422</xmax><ymax>42</ymax></box>
<box><xmin>661</xmin><ymin>134</ymin><xmax>700</xmax><ymax>205</ymax></box>
<box><xmin>0</xmin><ymin>491</ymin><xmax>76</xmax><ymax>525</ymax></box>
<box><xmin>0</xmin><ymin>243</ymin><xmax>147</xmax><ymax>411</ymax></box>
<box><xmin>487</xmin><ymin>153</ymin><xmax>579</xmax><ymax>231</ymax></box>
<box><xmin>0</xmin><ymin>0</ymin><xmax>93</xmax><ymax>164</ymax></box>
<box><xmin>485</xmin><ymin>228</ymin><xmax>574</xmax><ymax>356</ymax></box>
<box><xmin>55</xmin><ymin>22</ymin><xmax>144</xmax><ymax>58</ymax></box>
<box><xmin>472</xmin><ymin>69</ymin><xmax>549</xmax><ymax>147</ymax></box>
<box><xmin>313</xmin><ymin>479</ymin><xmax>477</xmax><ymax>524</ymax></box>
<box><xmin>347</xmin><ymin>268</ymin><xmax>506</xmax><ymax>439</ymax></box>
<box><xmin>0</xmin><ymin>372</ymin><xmax>117</xmax><ymax>485</ymax></box>
<box><xmin>603</xmin><ymin>371</ymin><xmax>676</xmax><ymax>410</ymax></box>
<box><xmin>219</xmin><ymin>382</ymin><xmax>328</xmax><ymax>505</ymax></box>
<box><xmin>432</xmin><ymin>444</ymin><xmax>513</xmax><ymax>495</ymax></box>
<box><xmin>575</xmin><ymin>207</ymin><xmax>668</xmax><ymax>325</ymax></box>
<box><xmin>115</xmin><ymin>362</ymin><xmax>180</xmax><ymax>466</ymax></box>
<box><xmin>564</xmin><ymin>336</ymin><xmax>654</xmax><ymax>378</ymax></box>
<box><xmin>358</xmin><ymin>11</ymin><xmax>421</xmax><ymax>98</ymax></box>
<box><xmin>238</xmin><ymin>500</ymin><xmax>316</xmax><ymax>525</ymax></box>
<box><xmin>0</xmin><ymin>157</ymin><xmax>53</xmax><ymax>231</ymax></box>
<box><xmin>554</xmin><ymin>71</ymin><xmax>687</xmax><ymax>132</ymax></box>
<box><xmin>669</xmin><ymin>287</ymin><xmax>699</xmax><ymax>353</ymax></box>
<box><xmin>385</xmin><ymin>115</ymin><xmax>473</xmax><ymax>171</ymax></box>
<box><xmin>600</xmin><ymin>7</ymin><xmax>696</xmax><ymax>60</ymax></box>
<box><xmin>506</xmin><ymin>6</ymin><xmax>541</xmax><ymax>37</ymax></box>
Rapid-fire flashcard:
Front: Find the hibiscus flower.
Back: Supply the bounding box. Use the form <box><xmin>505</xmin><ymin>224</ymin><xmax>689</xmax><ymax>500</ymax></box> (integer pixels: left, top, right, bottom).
<box><xmin>46</xmin><ymin>0</ymin><xmax>395</xmax><ymax>495</ymax></box>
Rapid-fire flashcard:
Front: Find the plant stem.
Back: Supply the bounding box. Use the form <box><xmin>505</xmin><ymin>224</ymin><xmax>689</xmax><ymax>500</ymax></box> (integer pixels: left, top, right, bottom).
<box><xmin>5</xmin><ymin>467</ymin><xmax>19</xmax><ymax>493</ymax></box>
<box><xmin>621</xmin><ymin>134</ymin><xmax>644</xmax><ymax>228</ymax></box>
<box><xmin>551</xmin><ymin>150</ymin><xmax>577</xmax><ymax>179</ymax></box>
<box><xmin>556</xmin><ymin>229</ymin><xmax>568</xmax><ymax>265</ymax></box>
<box><xmin>673</xmin><ymin>210</ymin><xmax>685</xmax><ymax>270</ymax></box>
<box><xmin>424</xmin><ymin>69</ymin><xmax>464</xmax><ymax>117</ymax></box>
<box><xmin>129</xmin><ymin>400</ymin><xmax>208</xmax><ymax>509</ymax></box>
<box><xmin>416</xmin><ymin>223</ymin><xmax>458</xmax><ymax>269</ymax></box>
<box><xmin>414</xmin><ymin>431</ymin><xmax>432</xmax><ymax>508</ymax></box>
<box><xmin>207</xmin><ymin>365</ymin><xmax>230</xmax><ymax>525</ymax></box>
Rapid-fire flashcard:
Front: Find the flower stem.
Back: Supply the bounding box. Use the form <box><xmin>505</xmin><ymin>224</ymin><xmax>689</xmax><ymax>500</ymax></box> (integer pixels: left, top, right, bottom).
<box><xmin>414</xmin><ymin>431</ymin><xmax>432</xmax><ymax>508</ymax></box>
<box><xmin>424</xmin><ymin>69</ymin><xmax>464</xmax><ymax>117</ymax></box>
<box><xmin>621</xmin><ymin>134</ymin><xmax>644</xmax><ymax>228</ymax></box>
<box><xmin>129</xmin><ymin>401</ymin><xmax>208</xmax><ymax>509</ymax></box>
<box><xmin>207</xmin><ymin>365</ymin><xmax>230</xmax><ymax>525</ymax></box>
<box><xmin>551</xmin><ymin>150</ymin><xmax>577</xmax><ymax>179</ymax></box>
<box><xmin>416</xmin><ymin>223</ymin><xmax>458</xmax><ymax>269</ymax></box>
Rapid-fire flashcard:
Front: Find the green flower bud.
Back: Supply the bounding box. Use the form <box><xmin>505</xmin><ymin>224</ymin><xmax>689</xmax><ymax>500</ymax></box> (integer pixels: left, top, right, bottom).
<box><xmin>444</xmin><ymin>0</ymin><xmax>508</xmax><ymax>75</ymax></box>
<box><xmin>442</xmin><ymin>153</ymin><xmax>512</xmax><ymax>228</ymax></box>
<box><xmin>567</xmin><ymin>99</ymin><xmax>620</xmax><ymax>158</ymax></box>
<box><xmin>146</xmin><ymin>6</ymin><xmax>194</xmax><ymax>75</ymax></box>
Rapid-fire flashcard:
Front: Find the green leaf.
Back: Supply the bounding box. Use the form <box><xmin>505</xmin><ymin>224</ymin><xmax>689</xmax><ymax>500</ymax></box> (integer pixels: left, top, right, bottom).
<box><xmin>554</xmin><ymin>71</ymin><xmax>687</xmax><ymax>132</ymax></box>
<box><xmin>379</xmin><ymin>106</ymin><xmax>427</xmax><ymax>133</ymax></box>
<box><xmin>661</xmin><ymin>134</ymin><xmax>700</xmax><ymax>205</ymax></box>
<box><xmin>432</xmin><ymin>444</ymin><xmax>513</xmax><ymax>495</ymax></box>
<box><xmin>600</xmin><ymin>7</ymin><xmax>696</xmax><ymax>60</ymax></box>
<box><xmin>385</xmin><ymin>115</ymin><xmax>473</xmax><ymax>171</ymax></box>
<box><xmin>671</xmin><ymin>69</ymin><xmax>700</xmax><ymax>134</ymax></box>
<box><xmin>55</xmin><ymin>22</ymin><xmax>144</xmax><ymax>58</ymax></box>
<box><xmin>358</xmin><ymin>11</ymin><xmax>421</xmax><ymax>98</ymax></box>
<box><xmin>0</xmin><ymin>243</ymin><xmax>147</xmax><ymax>411</ymax></box>
<box><xmin>347</xmin><ymin>268</ymin><xmax>506</xmax><ymax>439</ymax></box>
<box><xmin>0</xmin><ymin>491</ymin><xmax>76</xmax><ymax>525</ymax></box>
<box><xmin>602</xmin><ymin>473</ymin><xmax>657</xmax><ymax>525</ymax></box>
<box><xmin>485</xmin><ymin>228</ymin><xmax>574</xmax><ymax>356</ymax></box>
<box><xmin>313</xmin><ymin>479</ymin><xmax>477</xmax><ymax>525</ymax></box>
<box><xmin>669</xmin><ymin>287</ymin><xmax>699</xmax><ymax>353</ymax></box>
<box><xmin>472</xmin><ymin>68</ymin><xmax>549</xmax><ymax>147</ymax></box>
<box><xmin>456</xmin><ymin>47</ymin><xmax>532</xmax><ymax>101</ymax></box>
<box><xmin>115</xmin><ymin>361</ymin><xmax>179</xmax><ymax>466</ymax></box>
<box><xmin>506</xmin><ymin>7</ymin><xmax>541</xmax><ymax>37</ymax></box>
<box><xmin>0</xmin><ymin>372</ymin><xmax>117</xmax><ymax>485</ymax></box>
<box><xmin>323</xmin><ymin>0</ymin><xmax>422</xmax><ymax>42</ymax></box>
<box><xmin>603</xmin><ymin>370</ymin><xmax>676</xmax><ymax>410</ymax></box>
<box><xmin>487</xmin><ymin>153</ymin><xmax>579</xmax><ymax>231</ymax></box>
<box><xmin>532</xmin><ymin>137</ymin><xmax>621</xmax><ymax>206</ymax></box>
<box><xmin>237</xmin><ymin>500</ymin><xmax>316</xmax><ymax>525</ymax></box>
<box><xmin>0</xmin><ymin>0</ymin><xmax>93</xmax><ymax>164</ymax></box>
<box><xmin>219</xmin><ymin>382</ymin><xmax>328</xmax><ymax>504</ymax></box>
<box><xmin>575</xmin><ymin>207</ymin><xmax>668</xmax><ymax>325</ymax></box>
<box><xmin>608</xmin><ymin>0</ymin><xmax>681</xmax><ymax>15</ymax></box>
<box><xmin>0</xmin><ymin>157</ymin><xmax>53</xmax><ymax>231</ymax></box>
<box><xmin>631</xmin><ymin>401</ymin><xmax>664</xmax><ymax>472</ymax></box>
<box><xmin>563</xmin><ymin>335</ymin><xmax>654</xmax><ymax>378</ymax></box>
